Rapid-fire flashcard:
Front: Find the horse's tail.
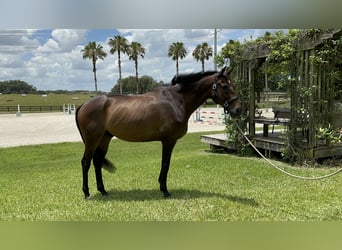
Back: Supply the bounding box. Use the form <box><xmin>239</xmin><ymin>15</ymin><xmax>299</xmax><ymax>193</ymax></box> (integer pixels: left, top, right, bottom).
<box><xmin>75</xmin><ymin>104</ymin><xmax>85</xmax><ymax>143</ymax></box>
<box><xmin>103</xmin><ymin>158</ymin><xmax>116</xmax><ymax>173</ymax></box>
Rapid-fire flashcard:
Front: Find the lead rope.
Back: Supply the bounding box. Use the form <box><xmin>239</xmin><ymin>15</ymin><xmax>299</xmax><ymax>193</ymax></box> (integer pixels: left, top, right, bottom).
<box><xmin>232</xmin><ymin>119</ymin><xmax>342</xmax><ymax>180</ymax></box>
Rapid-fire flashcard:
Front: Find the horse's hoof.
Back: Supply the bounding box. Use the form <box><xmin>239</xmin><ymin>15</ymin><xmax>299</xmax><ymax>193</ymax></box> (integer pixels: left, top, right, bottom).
<box><xmin>163</xmin><ymin>192</ymin><xmax>171</xmax><ymax>199</ymax></box>
<box><xmin>85</xmin><ymin>195</ymin><xmax>92</xmax><ymax>200</ymax></box>
<box><xmin>100</xmin><ymin>190</ymin><xmax>108</xmax><ymax>196</ymax></box>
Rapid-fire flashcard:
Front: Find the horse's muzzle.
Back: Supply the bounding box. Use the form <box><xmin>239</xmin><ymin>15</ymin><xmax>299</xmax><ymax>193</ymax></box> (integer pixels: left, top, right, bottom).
<box><xmin>224</xmin><ymin>97</ymin><xmax>241</xmax><ymax>118</ymax></box>
<box><xmin>229</xmin><ymin>106</ymin><xmax>241</xmax><ymax>118</ymax></box>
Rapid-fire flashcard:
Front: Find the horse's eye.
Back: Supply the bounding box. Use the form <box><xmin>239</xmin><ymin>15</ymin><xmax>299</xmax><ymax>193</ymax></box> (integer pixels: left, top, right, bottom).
<box><xmin>221</xmin><ymin>84</ymin><xmax>228</xmax><ymax>90</ymax></box>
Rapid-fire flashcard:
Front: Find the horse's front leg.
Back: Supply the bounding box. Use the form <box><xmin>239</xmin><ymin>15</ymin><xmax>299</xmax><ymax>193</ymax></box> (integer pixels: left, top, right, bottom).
<box><xmin>159</xmin><ymin>140</ymin><xmax>176</xmax><ymax>198</ymax></box>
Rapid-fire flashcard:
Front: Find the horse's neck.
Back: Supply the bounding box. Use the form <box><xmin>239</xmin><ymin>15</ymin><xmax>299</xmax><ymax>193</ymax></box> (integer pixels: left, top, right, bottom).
<box><xmin>183</xmin><ymin>78</ymin><xmax>213</xmax><ymax>118</ymax></box>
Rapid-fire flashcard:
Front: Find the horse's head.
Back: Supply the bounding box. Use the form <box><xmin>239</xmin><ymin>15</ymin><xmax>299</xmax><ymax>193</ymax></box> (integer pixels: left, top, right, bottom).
<box><xmin>211</xmin><ymin>67</ymin><xmax>241</xmax><ymax>118</ymax></box>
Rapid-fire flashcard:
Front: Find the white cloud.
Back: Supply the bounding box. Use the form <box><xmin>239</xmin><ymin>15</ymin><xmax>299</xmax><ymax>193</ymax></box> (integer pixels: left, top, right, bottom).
<box><xmin>36</xmin><ymin>29</ymin><xmax>87</xmax><ymax>53</ymax></box>
<box><xmin>0</xmin><ymin>54</ymin><xmax>25</xmax><ymax>68</ymax></box>
<box><xmin>0</xmin><ymin>29</ymin><xmax>40</xmax><ymax>54</ymax></box>
<box><xmin>37</xmin><ymin>38</ymin><xmax>59</xmax><ymax>52</ymax></box>
<box><xmin>51</xmin><ymin>29</ymin><xmax>87</xmax><ymax>51</ymax></box>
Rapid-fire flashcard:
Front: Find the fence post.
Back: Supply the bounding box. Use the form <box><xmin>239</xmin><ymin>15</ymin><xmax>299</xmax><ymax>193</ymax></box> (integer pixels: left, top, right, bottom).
<box><xmin>16</xmin><ymin>104</ymin><xmax>21</xmax><ymax>117</ymax></box>
<box><xmin>195</xmin><ymin>108</ymin><xmax>201</xmax><ymax>121</ymax></box>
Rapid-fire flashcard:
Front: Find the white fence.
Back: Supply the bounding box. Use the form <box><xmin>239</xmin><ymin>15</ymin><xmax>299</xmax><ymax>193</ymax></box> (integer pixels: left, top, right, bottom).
<box><xmin>63</xmin><ymin>104</ymin><xmax>76</xmax><ymax>114</ymax></box>
<box><xmin>191</xmin><ymin>106</ymin><xmax>227</xmax><ymax>125</ymax></box>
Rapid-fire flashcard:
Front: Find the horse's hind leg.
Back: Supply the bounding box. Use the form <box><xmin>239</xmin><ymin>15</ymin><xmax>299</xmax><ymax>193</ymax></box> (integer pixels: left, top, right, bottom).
<box><xmin>81</xmin><ymin>139</ymin><xmax>102</xmax><ymax>199</ymax></box>
<box><xmin>81</xmin><ymin>149</ymin><xmax>94</xmax><ymax>199</ymax></box>
<box><xmin>93</xmin><ymin>132</ymin><xmax>113</xmax><ymax>196</ymax></box>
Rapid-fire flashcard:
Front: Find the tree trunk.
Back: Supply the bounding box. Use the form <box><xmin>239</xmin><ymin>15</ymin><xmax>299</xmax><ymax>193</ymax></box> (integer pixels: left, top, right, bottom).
<box><xmin>176</xmin><ymin>58</ymin><xmax>179</xmax><ymax>77</ymax></box>
<box><xmin>135</xmin><ymin>60</ymin><xmax>139</xmax><ymax>94</ymax></box>
<box><xmin>118</xmin><ymin>50</ymin><xmax>122</xmax><ymax>94</ymax></box>
<box><xmin>92</xmin><ymin>58</ymin><xmax>98</xmax><ymax>92</ymax></box>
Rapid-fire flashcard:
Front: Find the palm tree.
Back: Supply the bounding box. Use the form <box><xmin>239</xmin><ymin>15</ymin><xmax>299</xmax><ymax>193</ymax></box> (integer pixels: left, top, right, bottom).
<box><xmin>108</xmin><ymin>35</ymin><xmax>129</xmax><ymax>94</ymax></box>
<box><xmin>192</xmin><ymin>42</ymin><xmax>213</xmax><ymax>72</ymax></box>
<box><xmin>168</xmin><ymin>42</ymin><xmax>187</xmax><ymax>77</ymax></box>
<box><xmin>81</xmin><ymin>41</ymin><xmax>107</xmax><ymax>92</ymax></box>
<box><xmin>128</xmin><ymin>41</ymin><xmax>145</xmax><ymax>94</ymax></box>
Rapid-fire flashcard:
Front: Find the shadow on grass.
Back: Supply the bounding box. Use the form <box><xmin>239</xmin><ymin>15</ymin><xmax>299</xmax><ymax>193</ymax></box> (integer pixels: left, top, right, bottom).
<box><xmin>91</xmin><ymin>188</ymin><xmax>258</xmax><ymax>207</ymax></box>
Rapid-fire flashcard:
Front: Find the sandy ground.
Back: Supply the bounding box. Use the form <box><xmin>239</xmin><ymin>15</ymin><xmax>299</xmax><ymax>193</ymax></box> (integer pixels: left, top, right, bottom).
<box><xmin>0</xmin><ymin>110</ymin><xmax>227</xmax><ymax>148</ymax></box>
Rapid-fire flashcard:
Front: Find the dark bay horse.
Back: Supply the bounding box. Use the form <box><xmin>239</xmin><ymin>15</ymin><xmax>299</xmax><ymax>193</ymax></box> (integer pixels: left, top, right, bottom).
<box><xmin>75</xmin><ymin>67</ymin><xmax>241</xmax><ymax>199</ymax></box>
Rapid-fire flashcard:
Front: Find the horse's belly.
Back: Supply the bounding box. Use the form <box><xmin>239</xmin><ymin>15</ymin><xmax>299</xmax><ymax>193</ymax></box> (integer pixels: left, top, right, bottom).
<box><xmin>114</xmin><ymin>127</ymin><xmax>160</xmax><ymax>142</ymax></box>
<box><xmin>108</xmin><ymin>121</ymin><xmax>187</xmax><ymax>142</ymax></box>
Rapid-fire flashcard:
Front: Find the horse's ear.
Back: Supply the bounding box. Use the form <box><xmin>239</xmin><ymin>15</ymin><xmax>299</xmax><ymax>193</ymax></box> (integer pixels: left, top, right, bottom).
<box><xmin>226</xmin><ymin>67</ymin><xmax>233</xmax><ymax>75</ymax></box>
<box><xmin>219</xmin><ymin>66</ymin><xmax>233</xmax><ymax>76</ymax></box>
<box><xmin>219</xmin><ymin>66</ymin><xmax>227</xmax><ymax>76</ymax></box>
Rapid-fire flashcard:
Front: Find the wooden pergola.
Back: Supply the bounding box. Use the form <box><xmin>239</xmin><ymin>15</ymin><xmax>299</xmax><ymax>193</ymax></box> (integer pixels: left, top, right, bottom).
<box><xmin>233</xmin><ymin>29</ymin><xmax>342</xmax><ymax>161</ymax></box>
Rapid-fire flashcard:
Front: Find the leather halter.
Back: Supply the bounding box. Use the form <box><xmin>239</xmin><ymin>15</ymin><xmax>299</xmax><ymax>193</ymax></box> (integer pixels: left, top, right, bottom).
<box><xmin>211</xmin><ymin>81</ymin><xmax>238</xmax><ymax>113</ymax></box>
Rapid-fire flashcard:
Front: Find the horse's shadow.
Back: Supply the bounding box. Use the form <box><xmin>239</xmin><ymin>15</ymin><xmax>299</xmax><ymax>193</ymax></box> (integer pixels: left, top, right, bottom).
<box><xmin>91</xmin><ymin>188</ymin><xmax>258</xmax><ymax>207</ymax></box>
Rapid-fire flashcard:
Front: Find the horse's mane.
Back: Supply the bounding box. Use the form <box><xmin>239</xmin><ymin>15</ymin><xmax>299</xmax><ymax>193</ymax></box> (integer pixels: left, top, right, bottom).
<box><xmin>171</xmin><ymin>71</ymin><xmax>217</xmax><ymax>87</ymax></box>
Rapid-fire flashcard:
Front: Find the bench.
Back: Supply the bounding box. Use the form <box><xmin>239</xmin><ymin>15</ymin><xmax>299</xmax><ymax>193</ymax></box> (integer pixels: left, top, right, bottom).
<box><xmin>273</xmin><ymin>107</ymin><xmax>291</xmax><ymax>120</ymax></box>
<box><xmin>254</xmin><ymin>107</ymin><xmax>291</xmax><ymax>136</ymax></box>
<box><xmin>277</xmin><ymin>94</ymin><xmax>289</xmax><ymax>101</ymax></box>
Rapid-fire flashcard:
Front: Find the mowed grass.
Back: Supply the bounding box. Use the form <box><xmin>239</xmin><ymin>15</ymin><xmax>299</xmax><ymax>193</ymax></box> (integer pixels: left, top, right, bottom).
<box><xmin>1</xmin><ymin>132</ymin><xmax>342</xmax><ymax>221</ymax></box>
<box><xmin>0</xmin><ymin>93</ymin><xmax>92</xmax><ymax>107</ymax></box>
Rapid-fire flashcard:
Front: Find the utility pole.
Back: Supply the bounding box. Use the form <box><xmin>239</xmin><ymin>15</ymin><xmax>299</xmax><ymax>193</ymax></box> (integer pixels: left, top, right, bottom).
<box><xmin>211</xmin><ymin>29</ymin><xmax>221</xmax><ymax>71</ymax></box>
<box><xmin>214</xmin><ymin>29</ymin><xmax>217</xmax><ymax>71</ymax></box>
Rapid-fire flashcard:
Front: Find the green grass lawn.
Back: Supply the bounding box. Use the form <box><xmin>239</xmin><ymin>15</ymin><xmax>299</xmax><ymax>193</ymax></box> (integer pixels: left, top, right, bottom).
<box><xmin>0</xmin><ymin>93</ymin><xmax>92</xmax><ymax>107</ymax></box>
<box><xmin>1</xmin><ymin>132</ymin><xmax>342</xmax><ymax>221</ymax></box>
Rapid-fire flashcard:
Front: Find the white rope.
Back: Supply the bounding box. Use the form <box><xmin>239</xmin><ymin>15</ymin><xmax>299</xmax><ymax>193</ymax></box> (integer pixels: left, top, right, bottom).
<box><xmin>233</xmin><ymin>120</ymin><xmax>342</xmax><ymax>180</ymax></box>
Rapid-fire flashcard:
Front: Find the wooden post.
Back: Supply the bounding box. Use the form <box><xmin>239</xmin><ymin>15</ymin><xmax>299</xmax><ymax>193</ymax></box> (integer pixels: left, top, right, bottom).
<box><xmin>249</xmin><ymin>60</ymin><xmax>255</xmax><ymax>137</ymax></box>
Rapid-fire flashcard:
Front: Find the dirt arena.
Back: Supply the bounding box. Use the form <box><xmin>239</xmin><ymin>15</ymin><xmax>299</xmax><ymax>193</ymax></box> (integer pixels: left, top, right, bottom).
<box><xmin>0</xmin><ymin>109</ymin><xmax>226</xmax><ymax>148</ymax></box>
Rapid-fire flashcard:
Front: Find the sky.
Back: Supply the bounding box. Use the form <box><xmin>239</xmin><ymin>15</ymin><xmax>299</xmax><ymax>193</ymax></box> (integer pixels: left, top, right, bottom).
<box><xmin>0</xmin><ymin>29</ymin><xmax>283</xmax><ymax>92</ymax></box>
